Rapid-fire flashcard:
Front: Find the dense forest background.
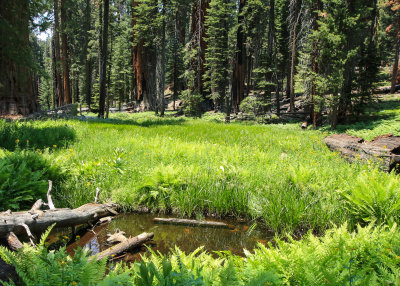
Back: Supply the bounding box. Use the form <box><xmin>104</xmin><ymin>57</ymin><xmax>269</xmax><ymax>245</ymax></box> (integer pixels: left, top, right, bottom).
<box><xmin>0</xmin><ymin>0</ymin><xmax>399</xmax><ymax>127</ymax></box>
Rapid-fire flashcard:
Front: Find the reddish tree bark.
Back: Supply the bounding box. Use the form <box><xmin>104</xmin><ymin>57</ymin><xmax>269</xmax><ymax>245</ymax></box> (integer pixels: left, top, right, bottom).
<box><xmin>60</xmin><ymin>0</ymin><xmax>71</xmax><ymax>105</ymax></box>
<box><xmin>190</xmin><ymin>0</ymin><xmax>209</xmax><ymax>97</ymax></box>
<box><xmin>54</xmin><ymin>0</ymin><xmax>63</xmax><ymax>107</ymax></box>
<box><xmin>132</xmin><ymin>0</ymin><xmax>145</xmax><ymax>103</ymax></box>
<box><xmin>0</xmin><ymin>0</ymin><xmax>37</xmax><ymax>115</ymax></box>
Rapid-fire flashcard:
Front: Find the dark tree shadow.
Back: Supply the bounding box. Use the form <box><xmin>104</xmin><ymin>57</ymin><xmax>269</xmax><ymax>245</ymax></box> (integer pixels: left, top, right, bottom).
<box><xmin>334</xmin><ymin>99</ymin><xmax>400</xmax><ymax>135</ymax></box>
<box><xmin>80</xmin><ymin>116</ymin><xmax>187</xmax><ymax>127</ymax></box>
<box><xmin>0</xmin><ymin>120</ymin><xmax>76</xmax><ymax>151</ymax></box>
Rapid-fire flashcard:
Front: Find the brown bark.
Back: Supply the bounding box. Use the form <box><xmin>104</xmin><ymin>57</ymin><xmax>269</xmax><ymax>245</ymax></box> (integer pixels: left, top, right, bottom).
<box><xmin>153</xmin><ymin>217</ymin><xmax>234</xmax><ymax>228</ymax></box>
<box><xmin>54</xmin><ymin>0</ymin><xmax>64</xmax><ymax>107</ymax></box>
<box><xmin>0</xmin><ymin>0</ymin><xmax>37</xmax><ymax>115</ymax></box>
<box><xmin>61</xmin><ymin>0</ymin><xmax>71</xmax><ymax>105</ymax></box>
<box><xmin>6</xmin><ymin>232</ymin><xmax>23</xmax><ymax>251</ymax></box>
<box><xmin>232</xmin><ymin>0</ymin><xmax>246</xmax><ymax>113</ymax></box>
<box><xmin>391</xmin><ymin>39</ymin><xmax>400</xmax><ymax>94</ymax></box>
<box><xmin>132</xmin><ymin>0</ymin><xmax>145</xmax><ymax>103</ymax></box>
<box><xmin>190</xmin><ymin>0</ymin><xmax>209</xmax><ymax>97</ymax></box>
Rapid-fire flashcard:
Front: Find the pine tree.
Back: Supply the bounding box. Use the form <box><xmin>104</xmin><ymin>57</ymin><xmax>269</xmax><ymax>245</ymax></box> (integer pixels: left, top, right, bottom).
<box><xmin>204</xmin><ymin>0</ymin><xmax>232</xmax><ymax>121</ymax></box>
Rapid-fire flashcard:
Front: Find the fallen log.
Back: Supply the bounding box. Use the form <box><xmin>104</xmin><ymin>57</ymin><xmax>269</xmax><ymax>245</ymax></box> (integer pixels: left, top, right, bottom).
<box><xmin>325</xmin><ymin>134</ymin><xmax>400</xmax><ymax>172</ymax></box>
<box><xmin>6</xmin><ymin>232</ymin><xmax>23</xmax><ymax>251</ymax></box>
<box><xmin>0</xmin><ymin>203</ymin><xmax>118</xmax><ymax>237</ymax></box>
<box><xmin>153</xmin><ymin>218</ymin><xmax>234</xmax><ymax>229</ymax></box>
<box><xmin>93</xmin><ymin>232</ymin><xmax>154</xmax><ymax>261</ymax></box>
<box><xmin>375</xmin><ymin>84</ymin><xmax>400</xmax><ymax>94</ymax></box>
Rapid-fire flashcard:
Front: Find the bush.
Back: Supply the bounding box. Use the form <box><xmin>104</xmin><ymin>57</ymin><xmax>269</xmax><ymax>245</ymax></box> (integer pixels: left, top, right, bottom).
<box><xmin>239</xmin><ymin>95</ymin><xmax>270</xmax><ymax>118</ymax></box>
<box><xmin>0</xmin><ymin>150</ymin><xmax>65</xmax><ymax>211</ymax></box>
<box><xmin>181</xmin><ymin>91</ymin><xmax>203</xmax><ymax>117</ymax></box>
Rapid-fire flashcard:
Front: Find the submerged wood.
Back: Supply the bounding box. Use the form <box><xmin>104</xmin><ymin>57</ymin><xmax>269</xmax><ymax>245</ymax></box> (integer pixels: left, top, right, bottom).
<box><xmin>0</xmin><ymin>203</ymin><xmax>118</xmax><ymax>237</ymax></box>
<box><xmin>93</xmin><ymin>232</ymin><xmax>154</xmax><ymax>261</ymax></box>
<box><xmin>325</xmin><ymin>134</ymin><xmax>400</xmax><ymax>172</ymax></box>
<box><xmin>153</xmin><ymin>218</ymin><xmax>234</xmax><ymax>229</ymax></box>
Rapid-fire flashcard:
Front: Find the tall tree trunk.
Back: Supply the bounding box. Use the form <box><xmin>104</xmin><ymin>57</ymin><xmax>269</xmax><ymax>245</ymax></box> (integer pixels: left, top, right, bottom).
<box><xmin>190</xmin><ymin>0</ymin><xmax>209</xmax><ymax>101</ymax></box>
<box><xmin>54</xmin><ymin>0</ymin><xmax>63</xmax><ymax>107</ymax></box>
<box><xmin>98</xmin><ymin>0</ymin><xmax>109</xmax><ymax>118</ymax></box>
<box><xmin>391</xmin><ymin>39</ymin><xmax>400</xmax><ymax>94</ymax></box>
<box><xmin>266</xmin><ymin>0</ymin><xmax>275</xmax><ymax>110</ymax></box>
<box><xmin>223</xmin><ymin>0</ymin><xmax>230</xmax><ymax>122</ymax></box>
<box><xmin>311</xmin><ymin>0</ymin><xmax>321</xmax><ymax>127</ymax></box>
<box><xmin>288</xmin><ymin>0</ymin><xmax>299</xmax><ymax>112</ymax></box>
<box><xmin>132</xmin><ymin>0</ymin><xmax>145</xmax><ymax>104</ymax></box>
<box><xmin>61</xmin><ymin>0</ymin><xmax>71</xmax><ymax>105</ymax></box>
<box><xmin>0</xmin><ymin>0</ymin><xmax>37</xmax><ymax>115</ymax></box>
<box><xmin>158</xmin><ymin>0</ymin><xmax>167</xmax><ymax>117</ymax></box>
<box><xmin>51</xmin><ymin>38</ymin><xmax>57</xmax><ymax>109</ymax></box>
<box><xmin>106</xmin><ymin>41</ymin><xmax>113</xmax><ymax>119</ymax></box>
<box><xmin>83</xmin><ymin>0</ymin><xmax>92</xmax><ymax>109</ymax></box>
<box><xmin>232</xmin><ymin>0</ymin><xmax>246</xmax><ymax>113</ymax></box>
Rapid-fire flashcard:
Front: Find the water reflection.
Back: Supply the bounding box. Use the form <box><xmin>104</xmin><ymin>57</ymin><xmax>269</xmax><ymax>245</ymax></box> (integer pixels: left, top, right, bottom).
<box><xmin>57</xmin><ymin>213</ymin><xmax>273</xmax><ymax>261</ymax></box>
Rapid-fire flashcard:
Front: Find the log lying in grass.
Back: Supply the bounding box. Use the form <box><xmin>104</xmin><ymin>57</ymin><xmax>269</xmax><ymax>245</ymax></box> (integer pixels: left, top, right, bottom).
<box><xmin>375</xmin><ymin>84</ymin><xmax>400</xmax><ymax>94</ymax></box>
<box><xmin>325</xmin><ymin>134</ymin><xmax>400</xmax><ymax>172</ymax></box>
<box><xmin>153</xmin><ymin>217</ymin><xmax>234</xmax><ymax>229</ymax></box>
<box><xmin>0</xmin><ymin>203</ymin><xmax>119</xmax><ymax>237</ymax></box>
<box><xmin>93</xmin><ymin>232</ymin><xmax>154</xmax><ymax>261</ymax></box>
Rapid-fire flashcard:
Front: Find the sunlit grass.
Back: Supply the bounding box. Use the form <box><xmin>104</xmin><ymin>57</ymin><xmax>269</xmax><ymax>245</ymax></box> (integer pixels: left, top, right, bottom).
<box><xmin>38</xmin><ymin>112</ymin><xmax>399</xmax><ymax>234</ymax></box>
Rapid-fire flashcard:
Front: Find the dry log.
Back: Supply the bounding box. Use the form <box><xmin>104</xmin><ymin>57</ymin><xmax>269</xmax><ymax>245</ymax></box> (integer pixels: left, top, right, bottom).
<box><xmin>153</xmin><ymin>218</ymin><xmax>234</xmax><ymax>229</ymax></box>
<box><xmin>375</xmin><ymin>84</ymin><xmax>400</xmax><ymax>94</ymax></box>
<box><xmin>94</xmin><ymin>187</ymin><xmax>100</xmax><ymax>204</ymax></box>
<box><xmin>0</xmin><ymin>203</ymin><xmax>118</xmax><ymax>237</ymax></box>
<box><xmin>98</xmin><ymin>216</ymin><xmax>114</xmax><ymax>225</ymax></box>
<box><xmin>6</xmin><ymin>232</ymin><xmax>23</xmax><ymax>251</ymax></box>
<box><xmin>93</xmin><ymin>232</ymin><xmax>154</xmax><ymax>261</ymax></box>
<box><xmin>325</xmin><ymin>134</ymin><xmax>400</xmax><ymax>172</ymax></box>
<box><xmin>47</xmin><ymin>180</ymin><xmax>55</xmax><ymax>210</ymax></box>
<box><xmin>106</xmin><ymin>230</ymin><xmax>127</xmax><ymax>244</ymax></box>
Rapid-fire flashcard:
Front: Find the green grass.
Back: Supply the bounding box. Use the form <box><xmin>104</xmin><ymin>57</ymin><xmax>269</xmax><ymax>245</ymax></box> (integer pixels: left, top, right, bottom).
<box><xmin>2</xmin><ymin>106</ymin><xmax>400</xmax><ymax>233</ymax></box>
<box><xmin>2</xmin><ymin>111</ymin><xmax>393</xmax><ymax>234</ymax></box>
<box><xmin>325</xmin><ymin>94</ymin><xmax>400</xmax><ymax>140</ymax></box>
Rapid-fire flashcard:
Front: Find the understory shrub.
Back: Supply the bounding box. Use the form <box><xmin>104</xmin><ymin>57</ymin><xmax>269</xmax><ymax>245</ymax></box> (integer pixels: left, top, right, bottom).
<box><xmin>0</xmin><ymin>150</ymin><xmax>65</xmax><ymax>210</ymax></box>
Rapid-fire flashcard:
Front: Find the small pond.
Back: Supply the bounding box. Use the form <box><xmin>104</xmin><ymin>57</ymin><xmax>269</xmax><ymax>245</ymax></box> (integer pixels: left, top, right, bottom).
<box><xmin>52</xmin><ymin>213</ymin><xmax>273</xmax><ymax>263</ymax></box>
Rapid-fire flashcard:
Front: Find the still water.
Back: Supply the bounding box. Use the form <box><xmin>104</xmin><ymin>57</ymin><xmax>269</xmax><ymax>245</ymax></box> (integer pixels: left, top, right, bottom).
<box><xmin>52</xmin><ymin>213</ymin><xmax>273</xmax><ymax>262</ymax></box>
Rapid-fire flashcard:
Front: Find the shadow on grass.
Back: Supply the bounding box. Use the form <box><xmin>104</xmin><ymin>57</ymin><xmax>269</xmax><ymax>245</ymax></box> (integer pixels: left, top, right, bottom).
<box><xmin>81</xmin><ymin>116</ymin><xmax>187</xmax><ymax>127</ymax></box>
<box><xmin>0</xmin><ymin>120</ymin><xmax>76</xmax><ymax>151</ymax></box>
<box><xmin>333</xmin><ymin>99</ymin><xmax>400</xmax><ymax>135</ymax></box>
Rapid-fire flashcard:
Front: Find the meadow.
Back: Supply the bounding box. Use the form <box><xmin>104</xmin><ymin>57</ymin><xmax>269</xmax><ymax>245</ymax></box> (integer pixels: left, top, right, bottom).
<box><xmin>1</xmin><ymin>110</ymin><xmax>399</xmax><ymax>234</ymax></box>
<box><xmin>2</xmin><ymin>104</ymin><xmax>400</xmax><ymax>284</ymax></box>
